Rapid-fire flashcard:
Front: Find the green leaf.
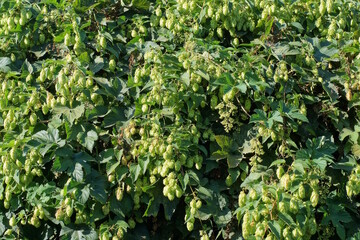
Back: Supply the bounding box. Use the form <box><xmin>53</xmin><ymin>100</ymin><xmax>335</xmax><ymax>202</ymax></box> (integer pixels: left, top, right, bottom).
<box><xmin>269</xmin><ymin>159</ymin><xmax>286</xmax><ymax>168</ymax></box>
<box><xmin>89</xmin><ymin>56</ymin><xmax>104</xmax><ymax>73</ymax></box>
<box><xmin>53</xmin><ymin>104</ymin><xmax>85</xmax><ymax>125</ymax></box>
<box><xmin>228</xmin><ymin>168</ymin><xmax>241</xmax><ymax>184</ymax></box>
<box><xmin>227</xmin><ymin>154</ymin><xmax>242</xmax><ymax>168</ymax></box>
<box><xmin>79</xmin><ymin>184</ymin><xmax>90</xmax><ymax>204</ymax></box>
<box><xmin>322</xmin><ymin>81</ymin><xmax>339</xmax><ymax>101</ymax></box>
<box><xmin>313</xmin><ymin>158</ymin><xmax>328</xmax><ymax>172</ymax></box>
<box><xmin>99</xmin><ymin>148</ymin><xmax>115</xmax><ymax>163</ymax></box>
<box><xmin>86</xmin><ymin>106</ymin><xmax>109</xmax><ymax>120</ymax></box>
<box><xmin>53</xmin><ymin>32</ymin><xmax>66</xmax><ymax>42</ymax></box>
<box><xmin>286</xmin><ymin>108</ymin><xmax>308</xmax><ymax>123</ymax></box>
<box><xmin>24</xmin><ymin>59</ymin><xmax>33</xmax><ymax>74</ymax></box>
<box><xmin>144</xmin><ymin>182</ymin><xmax>179</xmax><ymax>220</ymax></box>
<box><xmin>31</xmin><ymin>128</ymin><xmax>65</xmax><ymax>156</ymax></box>
<box><xmin>0</xmin><ymin>216</ymin><xmax>5</xmax><ymax>235</ymax></box>
<box><xmin>209</xmin><ymin>150</ymin><xmax>228</xmax><ymax>160</ymax></box>
<box><xmin>214</xmin><ymin>72</ymin><xmax>234</xmax><ymax>86</ymax></box>
<box><xmin>250</xmin><ymin>109</ymin><xmax>267</xmax><ymax>123</ymax></box>
<box><xmin>187</xmin><ymin>170</ymin><xmax>200</xmax><ymax>184</ymax></box>
<box><xmin>131</xmin><ymin>0</ymin><xmax>150</xmax><ymax>9</ymax></box>
<box><xmin>106</xmin><ymin>159</ymin><xmax>120</xmax><ymax>175</ymax></box>
<box><xmin>86</xmin><ymin>171</ymin><xmax>107</xmax><ymax>204</ymax></box>
<box><xmin>215</xmin><ymin>135</ymin><xmax>232</xmax><ymax>151</ymax></box>
<box><xmin>130</xmin><ymin>164</ymin><xmax>141</xmax><ymax>182</ymax></box>
<box><xmin>278</xmin><ymin>212</ymin><xmax>296</xmax><ymax>227</ymax></box>
<box><xmin>139</xmin><ymin>156</ymin><xmax>150</xmax><ymax>175</ymax></box>
<box><xmin>213</xmin><ymin>208</ymin><xmax>232</xmax><ymax>227</ymax></box>
<box><xmin>73</xmin><ymin>162</ymin><xmax>84</xmax><ymax>181</ymax></box>
<box><xmin>340</xmin><ymin>128</ymin><xmax>359</xmax><ymax>143</ymax></box>
<box><xmin>181</xmin><ymin>71</ymin><xmax>190</xmax><ymax>86</ymax></box>
<box><xmin>241</xmin><ymin>172</ymin><xmax>262</xmax><ymax>187</ymax></box>
<box><xmin>265</xmin><ymin>17</ymin><xmax>274</xmax><ymax>35</ymax></box>
<box><xmin>268</xmin><ymin>220</ymin><xmax>282</xmax><ymax>240</ymax></box>
<box><xmin>198</xmin><ymin>186</ymin><xmax>213</xmax><ymax>200</ymax></box>
<box><xmin>82</xmin><ymin>130</ymin><xmax>98</xmax><ymax>152</ymax></box>
<box><xmin>198</xmin><ymin>6</ymin><xmax>207</xmax><ymax>23</ymax></box>
<box><xmin>292</xmin><ymin>160</ymin><xmax>308</xmax><ymax>173</ymax></box>
<box><xmin>103</xmin><ymin>107</ymin><xmax>127</xmax><ymax>128</ymax></box>
<box><xmin>291</xmin><ymin>22</ymin><xmax>304</xmax><ymax>31</ymax></box>
<box><xmin>178</xmin><ymin>172</ymin><xmax>189</xmax><ymax>191</ymax></box>
<box><xmin>235</xmin><ymin>81</ymin><xmax>247</xmax><ymax>93</ymax></box>
<box><xmin>78</xmin><ymin>52</ymin><xmax>90</xmax><ymax>64</ymax></box>
<box><xmin>322</xmin><ymin>202</ymin><xmax>352</xmax><ymax>240</ymax></box>
<box><xmin>116</xmin><ymin>166</ymin><xmax>129</xmax><ymax>182</ymax></box>
<box><xmin>0</xmin><ymin>57</ymin><xmax>11</xmax><ymax>73</ymax></box>
<box><xmin>332</xmin><ymin>155</ymin><xmax>357</xmax><ymax>171</ymax></box>
<box><xmin>195</xmin><ymin>69</ymin><xmax>210</xmax><ymax>81</ymax></box>
<box><xmin>60</xmin><ymin>225</ymin><xmax>97</xmax><ymax>240</ymax></box>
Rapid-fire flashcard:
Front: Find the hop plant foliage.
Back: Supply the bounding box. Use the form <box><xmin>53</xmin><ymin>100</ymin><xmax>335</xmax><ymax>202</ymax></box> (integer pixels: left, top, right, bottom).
<box><xmin>0</xmin><ymin>0</ymin><xmax>360</xmax><ymax>239</ymax></box>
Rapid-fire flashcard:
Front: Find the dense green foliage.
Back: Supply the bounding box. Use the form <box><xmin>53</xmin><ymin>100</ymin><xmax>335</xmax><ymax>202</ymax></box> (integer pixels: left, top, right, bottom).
<box><xmin>1</xmin><ymin>0</ymin><xmax>360</xmax><ymax>239</ymax></box>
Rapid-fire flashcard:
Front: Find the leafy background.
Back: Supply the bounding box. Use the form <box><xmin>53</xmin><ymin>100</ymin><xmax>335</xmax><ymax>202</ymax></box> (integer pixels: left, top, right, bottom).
<box><xmin>0</xmin><ymin>0</ymin><xmax>360</xmax><ymax>239</ymax></box>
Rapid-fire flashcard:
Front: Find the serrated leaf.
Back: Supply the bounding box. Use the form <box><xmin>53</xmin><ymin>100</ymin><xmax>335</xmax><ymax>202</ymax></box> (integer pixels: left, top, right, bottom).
<box><xmin>89</xmin><ymin>56</ymin><xmax>104</xmax><ymax>73</ymax></box>
<box><xmin>291</xmin><ymin>22</ymin><xmax>304</xmax><ymax>31</ymax></box>
<box><xmin>240</xmin><ymin>172</ymin><xmax>262</xmax><ymax>187</ymax></box>
<box><xmin>0</xmin><ymin>57</ymin><xmax>11</xmax><ymax>73</ymax></box>
<box><xmin>53</xmin><ymin>104</ymin><xmax>85</xmax><ymax>125</ymax></box>
<box><xmin>87</xmin><ymin>171</ymin><xmax>107</xmax><ymax>204</ymax></box>
<box><xmin>139</xmin><ymin>156</ymin><xmax>150</xmax><ymax>175</ymax></box>
<box><xmin>99</xmin><ymin>148</ymin><xmax>115</xmax><ymax>163</ymax></box>
<box><xmin>235</xmin><ymin>81</ymin><xmax>247</xmax><ymax>93</ymax></box>
<box><xmin>33</xmin><ymin>128</ymin><xmax>60</xmax><ymax>143</ymax></box>
<box><xmin>265</xmin><ymin>17</ymin><xmax>274</xmax><ymax>35</ymax></box>
<box><xmin>106</xmin><ymin>159</ymin><xmax>120</xmax><ymax>175</ymax></box>
<box><xmin>269</xmin><ymin>159</ymin><xmax>286</xmax><ymax>168</ymax></box>
<box><xmin>213</xmin><ymin>208</ymin><xmax>232</xmax><ymax>227</ymax></box>
<box><xmin>178</xmin><ymin>172</ymin><xmax>189</xmax><ymax>191</ymax></box>
<box><xmin>83</xmin><ymin>130</ymin><xmax>98</xmax><ymax>152</ymax></box>
<box><xmin>79</xmin><ymin>185</ymin><xmax>90</xmax><ymax>204</ymax></box>
<box><xmin>278</xmin><ymin>212</ymin><xmax>296</xmax><ymax>227</ymax></box>
<box><xmin>181</xmin><ymin>71</ymin><xmax>190</xmax><ymax>86</ymax></box>
<box><xmin>24</xmin><ymin>59</ymin><xmax>33</xmax><ymax>74</ymax></box>
<box><xmin>340</xmin><ymin>128</ymin><xmax>359</xmax><ymax>143</ymax></box>
<box><xmin>198</xmin><ymin>186</ymin><xmax>213</xmax><ymax>200</ymax></box>
<box><xmin>198</xmin><ymin>6</ymin><xmax>207</xmax><ymax>23</ymax></box>
<box><xmin>60</xmin><ymin>225</ymin><xmax>98</xmax><ymax>240</ymax></box>
<box><xmin>73</xmin><ymin>162</ymin><xmax>84</xmax><ymax>181</ymax></box>
<box><xmin>103</xmin><ymin>107</ymin><xmax>127</xmax><ymax>128</ymax></box>
<box><xmin>31</xmin><ymin>128</ymin><xmax>65</xmax><ymax>156</ymax></box>
<box><xmin>286</xmin><ymin>109</ymin><xmax>308</xmax><ymax>123</ymax></box>
<box><xmin>228</xmin><ymin>168</ymin><xmax>241</xmax><ymax>184</ymax></box>
<box><xmin>322</xmin><ymin>81</ymin><xmax>339</xmax><ymax>101</ymax></box>
<box><xmin>131</xmin><ymin>0</ymin><xmax>150</xmax><ymax>9</ymax></box>
<box><xmin>144</xmin><ymin>182</ymin><xmax>179</xmax><ymax>220</ymax></box>
<box><xmin>250</xmin><ymin>109</ymin><xmax>267</xmax><ymax>123</ymax></box>
<box><xmin>130</xmin><ymin>164</ymin><xmax>141</xmax><ymax>182</ymax></box>
<box><xmin>0</xmin><ymin>216</ymin><xmax>5</xmax><ymax>235</ymax></box>
<box><xmin>227</xmin><ymin>154</ymin><xmax>242</xmax><ymax>168</ymax></box>
<box><xmin>322</xmin><ymin>202</ymin><xmax>352</xmax><ymax>240</ymax></box>
<box><xmin>268</xmin><ymin>220</ymin><xmax>282</xmax><ymax>239</ymax></box>
<box><xmin>195</xmin><ymin>69</ymin><xmax>210</xmax><ymax>81</ymax></box>
<box><xmin>215</xmin><ymin>135</ymin><xmax>232</xmax><ymax>151</ymax></box>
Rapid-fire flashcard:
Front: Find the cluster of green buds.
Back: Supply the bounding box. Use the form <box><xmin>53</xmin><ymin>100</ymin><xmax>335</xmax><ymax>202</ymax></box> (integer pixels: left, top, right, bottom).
<box><xmin>185</xmin><ymin>198</ymin><xmax>202</xmax><ymax>231</ymax></box>
<box><xmin>346</xmin><ymin>165</ymin><xmax>360</xmax><ymax>197</ymax></box>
